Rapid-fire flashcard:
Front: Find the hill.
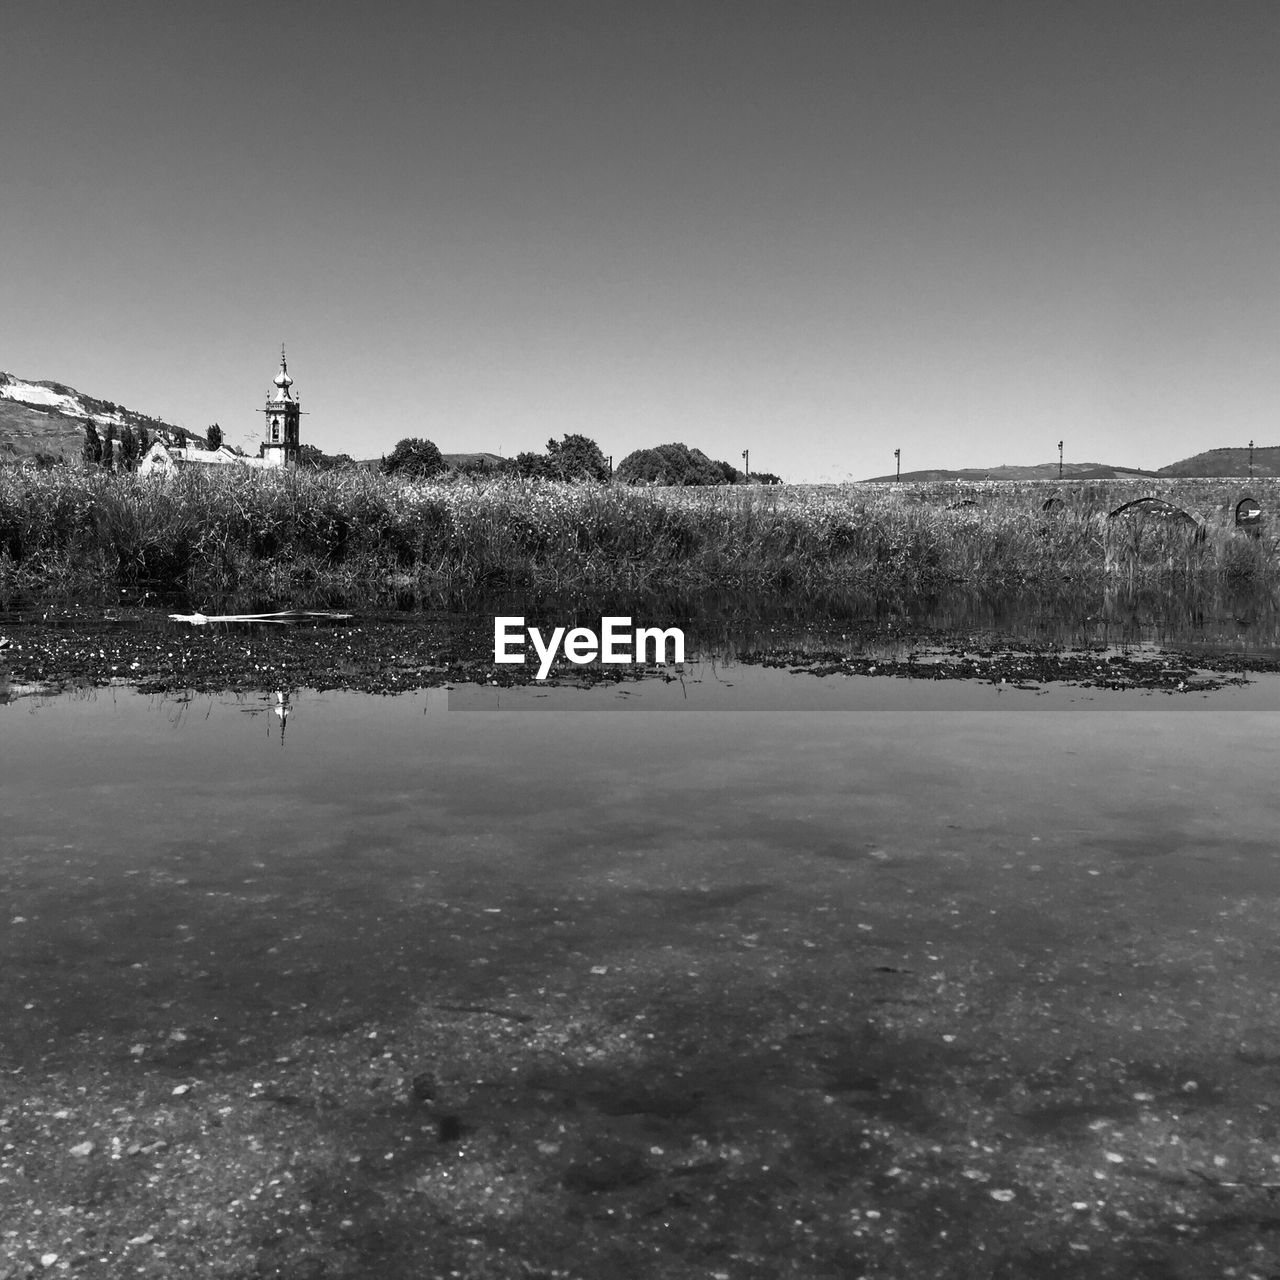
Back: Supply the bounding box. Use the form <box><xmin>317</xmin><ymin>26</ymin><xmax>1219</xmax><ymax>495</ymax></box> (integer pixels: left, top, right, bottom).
<box><xmin>0</xmin><ymin>372</ymin><xmax>191</xmax><ymax>464</ymax></box>
<box><xmin>349</xmin><ymin>452</ymin><xmax>510</xmax><ymax>474</ymax></box>
<box><xmin>864</xmin><ymin>461</ymin><xmax>1159</xmax><ymax>483</ymax></box>
<box><xmin>1157</xmin><ymin>445</ymin><xmax>1280</xmax><ymax>479</ymax></box>
<box><xmin>442</xmin><ymin>451</ymin><xmax>507</xmax><ymax>470</ymax></box>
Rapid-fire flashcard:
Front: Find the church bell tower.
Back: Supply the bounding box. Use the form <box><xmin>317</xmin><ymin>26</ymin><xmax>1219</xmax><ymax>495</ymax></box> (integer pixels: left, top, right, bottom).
<box><xmin>261</xmin><ymin>346</ymin><xmax>301</xmax><ymax>467</ymax></box>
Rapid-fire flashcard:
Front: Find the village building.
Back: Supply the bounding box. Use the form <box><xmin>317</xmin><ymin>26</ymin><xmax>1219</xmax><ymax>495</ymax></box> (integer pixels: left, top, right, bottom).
<box><xmin>261</xmin><ymin>345</ymin><xmax>302</xmax><ymax>467</ymax></box>
<box><xmin>138</xmin><ymin>348</ymin><xmax>302</xmax><ymax>476</ymax></box>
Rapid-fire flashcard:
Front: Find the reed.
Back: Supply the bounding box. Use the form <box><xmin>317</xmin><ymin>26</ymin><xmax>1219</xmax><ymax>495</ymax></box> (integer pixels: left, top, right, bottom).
<box><xmin>0</xmin><ymin>467</ymin><xmax>1276</xmax><ymax>599</ymax></box>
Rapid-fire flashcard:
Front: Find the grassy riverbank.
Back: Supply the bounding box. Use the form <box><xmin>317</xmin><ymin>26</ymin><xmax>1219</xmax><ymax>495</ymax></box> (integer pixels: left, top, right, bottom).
<box><xmin>1</xmin><ymin>467</ymin><xmax>1276</xmax><ymax>597</ymax></box>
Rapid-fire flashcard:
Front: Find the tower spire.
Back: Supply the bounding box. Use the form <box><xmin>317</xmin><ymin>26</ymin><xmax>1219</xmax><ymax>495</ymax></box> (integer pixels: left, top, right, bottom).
<box><xmin>262</xmin><ymin>346</ymin><xmax>300</xmax><ymax>466</ymax></box>
<box><xmin>273</xmin><ymin>346</ymin><xmax>294</xmax><ymax>395</ymax></box>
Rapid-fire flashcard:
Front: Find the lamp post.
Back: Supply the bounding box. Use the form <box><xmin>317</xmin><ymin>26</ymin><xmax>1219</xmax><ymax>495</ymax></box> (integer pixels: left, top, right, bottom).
<box><xmin>742</xmin><ymin>449</ymin><xmax>749</xmax><ymax>482</ymax></box>
<box><xmin>1058</xmin><ymin>440</ymin><xmax>1063</xmax><ymax>479</ymax></box>
<box><xmin>894</xmin><ymin>448</ymin><xmax>900</xmax><ymax>480</ymax></box>
<box><xmin>1249</xmin><ymin>439</ymin><xmax>1255</xmax><ymax>479</ymax></box>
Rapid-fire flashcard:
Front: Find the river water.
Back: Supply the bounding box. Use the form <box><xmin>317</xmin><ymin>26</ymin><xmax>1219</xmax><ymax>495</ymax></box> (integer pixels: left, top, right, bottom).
<box><xmin>4</xmin><ymin>670</ymin><xmax>1278</xmax><ymax>1049</ymax></box>
<box><xmin>2</xmin><ymin>648</ymin><xmax>1279</xmax><ymax>1276</ymax></box>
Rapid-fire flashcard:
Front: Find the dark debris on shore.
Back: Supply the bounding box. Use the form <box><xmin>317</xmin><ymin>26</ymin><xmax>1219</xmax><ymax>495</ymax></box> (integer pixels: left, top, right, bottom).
<box><xmin>745</xmin><ymin>645</ymin><xmax>1274</xmax><ymax>694</ymax></box>
<box><xmin>1</xmin><ymin>604</ymin><xmax>1277</xmax><ymax>700</ymax></box>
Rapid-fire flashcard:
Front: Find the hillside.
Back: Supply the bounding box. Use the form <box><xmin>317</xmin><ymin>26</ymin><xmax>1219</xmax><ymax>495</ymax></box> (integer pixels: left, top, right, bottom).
<box><xmin>1157</xmin><ymin>445</ymin><xmax>1280</xmax><ymax>479</ymax></box>
<box><xmin>864</xmin><ymin>461</ymin><xmax>1159</xmax><ymax>483</ymax></box>
<box><xmin>442</xmin><ymin>451</ymin><xmax>507</xmax><ymax>469</ymax></box>
<box><xmin>0</xmin><ymin>372</ymin><xmax>190</xmax><ymax>464</ymax></box>
<box><xmin>865</xmin><ymin>447</ymin><xmax>1280</xmax><ymax>483</ymax></box>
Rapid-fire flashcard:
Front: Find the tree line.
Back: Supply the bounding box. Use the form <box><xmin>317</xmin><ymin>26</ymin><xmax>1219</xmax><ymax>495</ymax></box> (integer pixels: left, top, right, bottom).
<box><xmin>81</xmin><ymin>420</ymin><xmax>153</xmax><ymax>472</ymax></box>
<box><xmin>81</xmin><ymin>421</ymin><xmax>228</xmax><ymax>471</ymax></box>
<box><xmin>82</xmin><ymin>419</ymin><xmax>780</xmax><ymax>484</ymax></box>
<box><xmin>380</xmin><ymin>434</ymin><xmax>780</xmax><ymax>484</ymax></box>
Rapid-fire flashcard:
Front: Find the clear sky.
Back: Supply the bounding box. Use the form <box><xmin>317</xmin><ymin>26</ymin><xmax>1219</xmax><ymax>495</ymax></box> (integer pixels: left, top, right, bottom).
<box><xmin>2</xmin><ymin>1</ymin><xmax>1277</xmax><ymax>481</ymax></box>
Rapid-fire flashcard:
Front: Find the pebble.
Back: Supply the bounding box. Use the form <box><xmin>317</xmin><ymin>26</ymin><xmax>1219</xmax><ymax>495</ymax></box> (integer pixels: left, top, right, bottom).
<box><xmin>69</xmin><ymin>1141</ymin><xmax>94</xmax><ymax>1158</ymax></box>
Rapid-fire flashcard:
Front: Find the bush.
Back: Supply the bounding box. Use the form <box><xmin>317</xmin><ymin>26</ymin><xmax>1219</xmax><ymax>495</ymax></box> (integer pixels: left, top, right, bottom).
<box><xmin>513</xmin><ymin>434</ymin><xmax>609</xmax><ymax>482</ymax></box>
<box><xmin>616</xmin><ymin>442</ymin><xmax>742</xmax><ymax>486</ymax></box>
<box><xmin>382</xmin><ymin>437</ymin><xmax>446</xmax><ymax>479</ymax></box>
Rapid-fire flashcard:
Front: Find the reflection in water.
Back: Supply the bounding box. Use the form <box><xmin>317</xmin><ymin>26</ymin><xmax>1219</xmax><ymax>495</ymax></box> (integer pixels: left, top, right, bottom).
<box><xmin>484</xmin><ymin>581</ymin><xmax>1280</xmax><ymax>664</ymax></box>
<box><xmin>2</xmin><ymin>681</ymin><xmax>1279</xmax><ymax>1273</ymax></box>
<box><xmin>3</xmin><ymin>585</ymin><xmax>1278</xmax><ymax>707</ymax></box>
<box><xmin>235</xmin><ymin>689</ymin><xmax>293</xmax><ymax>744</ymax></box>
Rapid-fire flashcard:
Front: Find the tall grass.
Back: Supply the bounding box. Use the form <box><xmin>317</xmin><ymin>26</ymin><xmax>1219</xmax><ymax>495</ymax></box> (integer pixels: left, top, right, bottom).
<box><xmin>0</xmin><ymin>467</ymin><xmax>1276</xmax><ymax>599</ymax></box>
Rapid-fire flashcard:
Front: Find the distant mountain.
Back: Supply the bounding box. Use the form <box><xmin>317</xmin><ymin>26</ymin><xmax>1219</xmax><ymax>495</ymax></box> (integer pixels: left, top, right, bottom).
<box><xmin>1157</xmin><ymin>445</ymin><xmax>1280</xmax><ymax>479</ymax></box>
<box><xmin>351</xmin><ymin>452</ymin><xmax>509</xmax><ymax>473</ymax></box>
<box><xmin>864</xmin><ymin>461</ymin><xmax>1159</xmax><ymax>483</ymax></box>
<box><xmin>442</xmin><ymin>451</ymin><xmax>506</xmax><ymax>470</ymax></box>
<box><xmin>0</xmin><ymin>371</ymin><xmax>191</xmax><ymax>464</ymax></box>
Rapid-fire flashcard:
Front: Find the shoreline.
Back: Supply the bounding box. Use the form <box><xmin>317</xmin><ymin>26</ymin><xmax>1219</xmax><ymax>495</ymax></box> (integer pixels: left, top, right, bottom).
<box><xmin>4</xmin><ymin>606</ymin><xmax>1277</xmax><ymax>702</ymax></box>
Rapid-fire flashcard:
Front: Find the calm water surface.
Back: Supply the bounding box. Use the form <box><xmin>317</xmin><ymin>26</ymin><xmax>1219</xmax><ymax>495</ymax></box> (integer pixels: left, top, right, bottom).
<box><xmin>2</xmin><ymin>669</ymin><xmax>1278</xmax><ymax>1062</ymax></box>
<box><xmin>5</xmin><ymin>667</ymin><xmax>1280</xmax><ymax>1275</ymax></box>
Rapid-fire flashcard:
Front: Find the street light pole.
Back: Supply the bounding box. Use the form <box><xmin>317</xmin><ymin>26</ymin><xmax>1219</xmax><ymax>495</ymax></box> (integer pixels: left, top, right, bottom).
<box><xmin>742</xmin><ymin>449</ymin><xmax>749</xmax><ymax>481</ymax></box>
<box><xmin>894</xmin><ymin>448</ymin><xmax>900</xmax><ymax>480</ymax></box>
<box><xmin>1058</xmin><ymin>440</ymin><xmax>1063</xmax><ymax>480</ymax></box>
<box><xmin>1249</xmin><ymin>439</ymin><xmax>1255</xmax><ymax>479</ymax></box>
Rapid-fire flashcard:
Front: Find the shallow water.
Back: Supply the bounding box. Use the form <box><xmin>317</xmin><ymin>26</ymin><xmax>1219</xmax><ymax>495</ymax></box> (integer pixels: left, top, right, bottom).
<box><xmin>4</xmin><ymin>672</ymin><xmax>1278</xmax><ymax>1053</ymax></box>
<box><xmin>3</xmin><ymin>671</ymin><xmax>1280</xmax><ymax>1276</ymax></box>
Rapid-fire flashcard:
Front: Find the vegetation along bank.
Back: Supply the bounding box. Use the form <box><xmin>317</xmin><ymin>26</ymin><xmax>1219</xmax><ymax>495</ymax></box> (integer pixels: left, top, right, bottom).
<box><xmin>0</xmin><ymin>467</ymin><xmax>1276</xmax><ymax>598</ymax></box>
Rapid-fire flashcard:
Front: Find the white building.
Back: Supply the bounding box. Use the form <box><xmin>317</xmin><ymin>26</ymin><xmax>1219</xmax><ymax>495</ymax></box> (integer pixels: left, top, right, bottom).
<box><xmin>137</xmin><ymin>440</ymin><xmax>262</xmax><ymax>476</ymax></box>
<box><xmin>261</xmin><ymin>346</ymin><xmax>302</xmax><ymax>467</ymax></box>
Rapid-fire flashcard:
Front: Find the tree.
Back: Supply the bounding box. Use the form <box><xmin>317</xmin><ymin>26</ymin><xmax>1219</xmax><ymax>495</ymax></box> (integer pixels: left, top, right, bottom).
<box><xmin>298</xmin><ymin>444</ymin><xmax>361</xmax><ymax>472</ymax></box>
<box><xmin>544</xmin><ymin>433</ymin><xmax>610</xmax><ymax>482</ymax></box>
<box><xmin>616</xmin><ymin>442</ymin><xmax>741</xmax><ymax>486</ymax></box>
<box><xmin>513</xmin><ymin>450</ymin><xmax>551</xmax><ymax>479</ymax></box>
<box><xmin>206</xmin><ymin>423</ymin><xmax>224</xmax><ymax>451</ymax></box>
<box><xmin>118</xmin><ymin>424</ymin><xmax>138</xmax><ymax>472</ymax></box>
<box><xmin>82</xmin><ymin>420</ymin><xmax>102</xmax><ymax>466</ymax></box>
<box><xmin>512</xmin><ymin>434</ymin><xmax>610</xmax><ymax>481</ymax></box>
<box><xmin>100</xmin><ymin>423</ymin><xmax>116</xmax><ymax>471</ymax></box>
<box><xmin>137</xmin><ymin>424</ymin><xmax>151</xmax><ymax>461</ymax></box>
<box><xmin>381</xmin><ymin>437</ymin><xmax>447</xmax><ymax>479</ymax></box>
